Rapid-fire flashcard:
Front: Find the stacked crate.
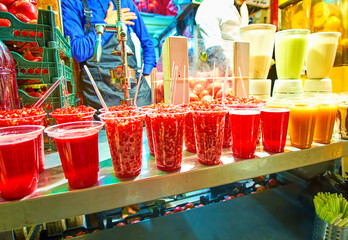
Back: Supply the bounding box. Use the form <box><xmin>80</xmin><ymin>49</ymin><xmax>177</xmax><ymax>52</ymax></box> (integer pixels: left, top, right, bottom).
<box><xmin>0</xmin><ymin>7</ymin><xmax>76</xmax><ymax>148</ymax></box>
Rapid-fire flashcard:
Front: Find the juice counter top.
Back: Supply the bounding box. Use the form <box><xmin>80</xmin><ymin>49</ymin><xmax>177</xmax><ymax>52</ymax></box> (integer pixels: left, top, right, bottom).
<box><xmin>0</xmin><ymin>129</ymin><xmax>347</xmax><ymax>232</ymax></box>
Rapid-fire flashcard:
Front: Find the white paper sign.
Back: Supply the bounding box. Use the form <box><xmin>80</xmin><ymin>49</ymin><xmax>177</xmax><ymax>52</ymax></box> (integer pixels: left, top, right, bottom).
<box><xmin>247</xmin><ymin>0</ymin><xmax>270</xmax><ymax>8</ymax></box>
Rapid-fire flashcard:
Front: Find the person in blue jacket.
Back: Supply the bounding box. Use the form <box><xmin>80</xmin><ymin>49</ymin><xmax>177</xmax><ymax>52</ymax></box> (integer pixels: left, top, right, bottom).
<box><xmin>61</xmin><ymin>0</ymin><xmax>156</xmax><ymax>109</ymax></box>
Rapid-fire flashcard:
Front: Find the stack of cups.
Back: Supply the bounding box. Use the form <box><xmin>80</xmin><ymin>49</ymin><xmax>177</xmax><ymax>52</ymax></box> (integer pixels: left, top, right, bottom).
<box><xmin>0</xmin><ymin>125</ymin><xmax>44</xmax><ymax>200</ymax></box>
<box><xmin>239</xmin><ymin>24</ymin><xmax>276</xmax><ymax>100</ymax></box>
<box><xmin>288</xmin><ymin>99</ymin><xmax>318</xmax><ymax>149</ymax></box>
<box><xmin>229</xmin><ymin>106</ymin><xmax>261</xmax><ymax>159</ymax></box>
<box><xmin>273</xmin><ymin>29</ymin><xmax>310</xmax><ymax>99</ymax></box>
<box><xmin>260</xmin><ymin>100</ymin><xmax>290</xmax><ymax>153</ymax></box>
<box><xmin>45</xmin><ymin>121</ymin><xmax>104</xmax><ymax>188</ymax></box>
<box><xmin>146</xmin><ymin>108</ymin><xmax>187</xmax><ymax>171</ymax></box>
<box><xmin>313</xmin><ymin>95</ymin><xmax>338</xmax><ymax>144</ymax></box>
<box><xmin>0</xmin><ymin>109</ymin><xmax>47</xmax><ymax>172</ymax></box>
<box><xmin>192</xmin><ymin>107</ymin><xmax>227</xmax><ymax>165</ymax></box>
<box><xmin>100</xmin><ymin>111</ymin><xmax>145</xmax><ymax>178</ymax></box>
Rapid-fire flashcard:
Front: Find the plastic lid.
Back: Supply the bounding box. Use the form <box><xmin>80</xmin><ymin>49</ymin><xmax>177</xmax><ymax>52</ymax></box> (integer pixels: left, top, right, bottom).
<box><xmin>303</xmin><ymin>79</ymin><xmax>332</xmax><ymax>92</ymax></box>
<box><xmin>240</xmin><ymin>24</ymin><xmax>276</xmax><ymax>33</ymax></box>
<box><xmin>273</xmin><ymin>79</ymin><xmax>303</xmax><ymax>93</ymax></box>
<box><xmin>249</xmin><ymin>79</ymin><xmax>272</xmax><ymax>95</ymax></box>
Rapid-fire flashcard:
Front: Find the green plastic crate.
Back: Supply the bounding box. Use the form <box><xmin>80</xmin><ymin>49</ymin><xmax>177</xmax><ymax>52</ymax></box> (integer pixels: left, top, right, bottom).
<box><xmin>12</xmin><ymin>51</ymin><xmax>73</xmax><ymax>84</ymax></box>
<box><xmin>0</xmin><ymin>8</ymin><xmax>71</xmax><ymax>59</ymax></box>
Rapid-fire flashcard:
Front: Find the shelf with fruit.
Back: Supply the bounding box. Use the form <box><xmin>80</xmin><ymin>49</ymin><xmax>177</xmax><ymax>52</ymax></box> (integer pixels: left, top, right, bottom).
<box><xmin>0</xmin><ymin>128</ymin><xmax>346</xmax><ymax>232</ymax></box>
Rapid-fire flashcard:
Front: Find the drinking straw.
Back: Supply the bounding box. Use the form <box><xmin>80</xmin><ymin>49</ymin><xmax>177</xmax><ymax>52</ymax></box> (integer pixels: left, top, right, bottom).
<box><xmin>182</xmin><ymin>65</ymin><xmax>186</xmax><ymax>104</ymax></box>
<box><xmin>222</xmin><ymin>60</ymin><xmax>229</xmax><ymax>103</ymax></box>
<box><xmin>134</xmin><ymin>64</ymin><xmax>144</xmax><ymax>107</ymax></box>
<box><xmin>212</xmin><ymin>62</ymin><xmax>216</xmax><ymax>98</ymax></box>
<box><xmin>83</xmin><ymin>65</ymin><xmax>109</xmax><ymax>113</ymax></box>
<box><xmin>61</xmin><ymin>60</ymin><xmax>70</xmax><ymax>109</ymax></box>
<box><xmin>168</xmin><ymin>61</ymin><xmax>175</xmax><ymax>104</ymax></box>
<box><xmin>33</xmin><ymin>76</ymin><xmax>64</xmax><ymax>108</ymax></box>
<box><xmin>171</xmin><ymin>66</ymin><xmax>179</xmax><ymax>104</ymax></box>
<box><xmin>238</xmin><ymin>66</ymin><xmax>247</xmax><ymax>98</ymax></box>
<box><xmin>314</xmin><ymin>192</ymin><xmax>348</xmax><ymax>227</ymax></box>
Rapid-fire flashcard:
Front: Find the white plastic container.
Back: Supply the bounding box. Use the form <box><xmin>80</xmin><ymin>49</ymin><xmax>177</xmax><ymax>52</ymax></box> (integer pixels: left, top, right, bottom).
<box><xmin>306</xmin><ymin>32</ymin><xmax>341</xmax><ymax>79</ymax></box>
<box><xmin>239</xmin><ymin>24</ymin><xmax>276</xmax><ymax>79</ymax></box>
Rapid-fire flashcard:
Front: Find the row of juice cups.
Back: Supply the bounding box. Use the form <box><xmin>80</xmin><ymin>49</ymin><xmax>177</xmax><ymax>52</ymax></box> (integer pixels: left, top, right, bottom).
<box><xmin>0</xmin><ymin>98</ymin><xmax>337</xmax><ymax>201</ymax></box>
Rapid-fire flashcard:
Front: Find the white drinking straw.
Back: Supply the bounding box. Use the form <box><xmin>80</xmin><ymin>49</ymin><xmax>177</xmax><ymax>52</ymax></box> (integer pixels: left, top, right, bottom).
<box><xmin>33</xmin><ymin>76</ymin><xmax>64</xmax><ymax>108</ymax></box>
<box><xmin>134</xmin><ymin>64</ymin><xmax>144</xmax><ymax>107</ymax></box>
<box><xmin>238</xmin><ymin>66</ymin><xmax>247</xmax><ymax>98</ymax></box>
<box><xmin>83</xmin><ymin>65</ymin><xmax>109</xmax><ymax>112</ymax></box>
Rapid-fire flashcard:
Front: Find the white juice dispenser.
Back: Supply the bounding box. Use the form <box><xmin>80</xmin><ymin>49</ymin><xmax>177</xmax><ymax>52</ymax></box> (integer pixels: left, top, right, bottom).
<box><xmin>273</xmin><ymin>29</ymin><xmax>310</xmax><ymax>99</ymax></box>
<box><xmin>304</xmin><ymin>32</ymin><xmax>341</xmax><ymax>97</ymax></box>
<box><xmin>239</xmin><ymin>24</ymin><xmax>276</xmax><ymax>99</ymax></box>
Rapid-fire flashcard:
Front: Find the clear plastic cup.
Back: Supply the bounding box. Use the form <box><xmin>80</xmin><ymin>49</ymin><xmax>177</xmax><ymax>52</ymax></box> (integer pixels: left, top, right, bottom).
<box><xmin>307</xmin><ymin>32</ymin><xmax>341</xmax><ymax>79</ymax></box>
<box><xmin>147</xmin><ymin>109</ymin><xmax>187</xmax><ymax>171</ymax></box>
<box><xmin>0</xmin><ymin>125</ymin><xmax>44</xmax><ymax>200</ymax></box>
<box><xmin>289</xmin><ymin>100</ymin><xmax>318</xmax><ymax>149</ymax></box>
<box><xmin>193</xmin><ymin>109</ymin><xmax>227</xmax><ymax>165</ymax></box>
<box><xmin>275</xmin><ymin>29</ymin><xmax>310</xmax><ymax>79</ymax></box>
<box><xmin>261</xmin><ymin>101</ymin><xmax>290</xmax><ymax>153</ymax></box>
<box><xmin>184</xmin><ymin>111</ymin><xmax>196</xmax><ymax>152</ymax></box>
<box><xmin>230</xmin><ymin>108</ymin><xmax>261</xmax><ymax>159</ymax></box>
<box><xmin>45</xmin><ymin>121</ymin><xmax>104</xmax><ymax>188</ymax></box>
<box><xmin>337</xmin><ymin>102</ymin><xmax>348</xmax><ymax>140</ymax></box>
<box><xmin>313</xmin><ymin>97</ymin><xmax>338</xmax><ymax>144</ymax></box>
<box><xmin>239</xmin><ymin>24</ymin><xmax>276</xmax><ymax>79</ymax></box>
<box><xmin>141</xmin><ymin>104</ymin><xmax>174</xmax><ymax>156</ymax></box>
<box><xmin>100</xmin><ymin>112</ymin><xmax>145</xmax><ymax>178</ymax></box>
<box><xmin>0</xmin><ymin>112</ymin><xmax>47</xmax><ymax>173</ymax></box>
<box><xmin>50</xmin><ymin>107</ymin><xmax>96</xmax><ymax>125</ymax></box>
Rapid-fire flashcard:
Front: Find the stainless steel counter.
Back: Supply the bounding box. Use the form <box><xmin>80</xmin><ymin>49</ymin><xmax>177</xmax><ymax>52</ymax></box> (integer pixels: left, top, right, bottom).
<box><xmin>0</xmin><ymin>129</ymin><xmax>346</xmax><ymax>232</ymax></box>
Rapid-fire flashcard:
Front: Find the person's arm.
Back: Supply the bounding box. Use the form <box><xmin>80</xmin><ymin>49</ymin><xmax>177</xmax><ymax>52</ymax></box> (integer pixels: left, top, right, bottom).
<box><xmin>125</xmin><ymin>0</ymin><xmax>156</xmax><ymax>75</ymax></box>
<box><xmin>61</xmin><ymin>0</ymin><xmax>110</xmax><ymax>63</ymax></box>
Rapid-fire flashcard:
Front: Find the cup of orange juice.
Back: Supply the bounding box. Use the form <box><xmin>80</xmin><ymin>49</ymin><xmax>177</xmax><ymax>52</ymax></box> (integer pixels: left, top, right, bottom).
<box><xmin>313</xmin><ymin>96</ymin><xmax>338</xmax><ymax>144</ymax></box>
<box><xmin>289</xmin><ymin>100</ymin><xmax>318</xmax><ymax>149</ymax></box>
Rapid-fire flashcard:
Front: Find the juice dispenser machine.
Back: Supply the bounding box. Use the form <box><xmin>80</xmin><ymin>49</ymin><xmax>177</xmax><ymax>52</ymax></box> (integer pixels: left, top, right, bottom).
<box><xmin>239</xmin><ymin>24</ymin><xmax>276</xmax><ymax>99</ymax></box>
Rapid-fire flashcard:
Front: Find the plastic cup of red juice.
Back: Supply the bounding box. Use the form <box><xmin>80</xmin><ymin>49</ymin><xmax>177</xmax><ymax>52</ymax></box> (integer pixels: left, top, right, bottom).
<box><xmin>45</xmin><ymin>121</ymin><xmax>104</xmax><ymax>188</ymax></box>
<box><xmin>141</xmin><ymin>104</ymin><xmax>174</xmax><ymax>156</ymax></box>
<box><xmin>50</xmin><ymin>105</ymin><xmax>96</xmax><ymax>124</ymax></box>
<box><xmin>230</xmin><ymin>107</ymin><xmax>261</xmax><ymax>159</ymax></box>
<box><xmin>147</xmin><ymin>108</ymin><xmax>187</xmax><ymax>171</ymax></box>
<box><xmin>260</xmin><ymin>102</ymin><xmax>290</xmax><ymax>153</ymax></box>
<box><xmin>100</xmin><ymin>111</ymin><xmax>145</xmax><ymax>178</ymax></box>
<box><xmin>0</xmin><ymin>108</ymin><xmax>47</xmax><ymax>172</ymax></box>
<box><xmin>193</xmin><ymin>108</ymin><xmax>227</xmax><ymax>165</ymax></box>
<box><xmin>0</xmin><ymin>125</ymin><xmax>44</xmax><ymax>200</ymax></box>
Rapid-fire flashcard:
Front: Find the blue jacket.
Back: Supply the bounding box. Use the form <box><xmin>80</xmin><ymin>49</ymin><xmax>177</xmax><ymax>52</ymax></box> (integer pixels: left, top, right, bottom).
<box><xmin>61</xmin><ymin>0</ymin><xmax>156</xmax><ymax>75</ymax></box>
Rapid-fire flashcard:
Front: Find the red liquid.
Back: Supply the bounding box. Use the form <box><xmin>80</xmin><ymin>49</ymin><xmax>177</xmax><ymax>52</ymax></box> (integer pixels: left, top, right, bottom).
<box><xmin>230</xmin><ymin>111</ymin><xmax>260</xmax><ymax>159</ymax></box>
<box><xmin>151</xmin><ymin>112</ymin><xmax>186</xmax><ymax>171</ymax></box>
<box><xmin>0</xmin><ymin>114</ymin><xmax>46</xmax><ymax>172</ymax></box>
<box><xmin>184</xmin><ymin>112</ymin><xmax>196</xmax><ymax>153</ymax></box>
<box><xmin>144</xmin><ymin>115</ymin><xmax>154</xmax><ymax>156</ymax></box>
<box><xmin>105</xmin><ymin>117</ymin><xmax>143</xmax><ymax>178</ymax></box>
<box><xmin>0</xmin><ymin>138</ymin><xmax>39</xmax><ymax>200</ymax></box>
<box><xmin>261</xmin><ymin>109</ymin><xmax>290</xmax><ymax>153</ymax></box>
<box><xmin>193</xmin><ymin>111</ymin><xmax>226</xmax><ymax>165</ymax></box>
<box><xmin>223</xmin><ymin>112</ymin><xmax>232</xmax><ymax>148</ymax></box>
<box><xmin>55</xmin><ymin>133</ymin><xmax>99</xmax><ymax>188</ymax></box>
